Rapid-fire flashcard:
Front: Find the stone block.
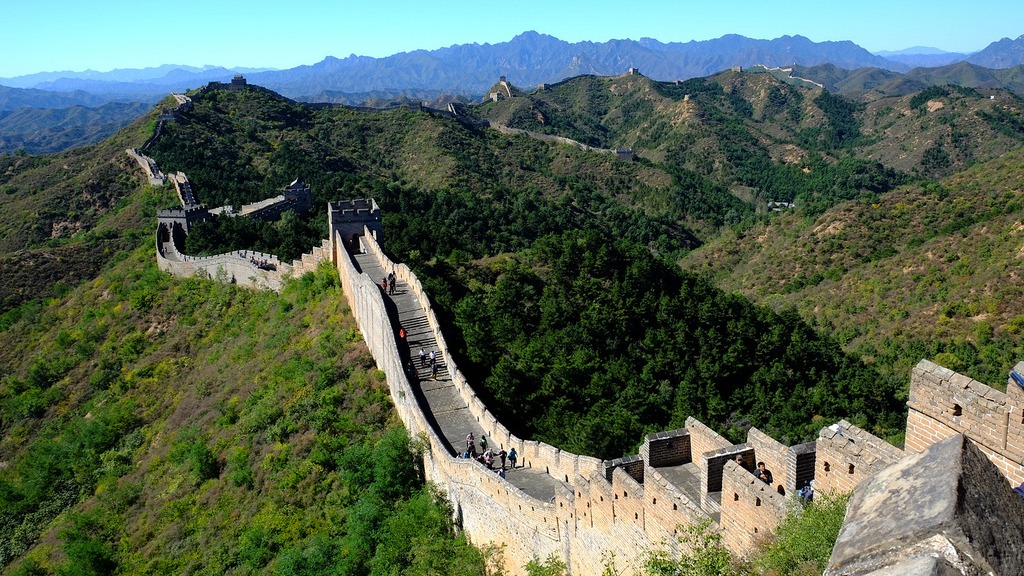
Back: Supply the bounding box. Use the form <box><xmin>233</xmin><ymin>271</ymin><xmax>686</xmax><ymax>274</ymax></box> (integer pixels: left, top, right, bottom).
<box><xmin>859</xmin><ymin>555</ymin><xmax>963</xmax><ymax>576</ymax></box>
<box><xmin>825</xmin><ymin>434</ymin><xmax>1024</xmax><ymax>576</ymax></box>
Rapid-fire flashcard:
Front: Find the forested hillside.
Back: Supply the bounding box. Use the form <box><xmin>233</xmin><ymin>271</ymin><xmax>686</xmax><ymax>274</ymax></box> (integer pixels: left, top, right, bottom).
<box><xmin>2</xmin><ymin>69</ymin><xmax>1023</xmax><ymax>572</ymax></box>
<box><xmin>680</xmin><ymin>149</ymin><xmax>1024</xmax><ymax>391</ymax></box>
<box><xmin>471</xmin><ymin>70</ymin><xmax>1024</xmax><ymax>206</ymax></box>
<box><xmin>143</xmin><ymin>84</ymin><xmax>914</xmax><ymax>458</ymax></box>
<box><xmin>0</xmin><ymin>249</ymin><xmax>485</xmax><ymax>574</ymax></box>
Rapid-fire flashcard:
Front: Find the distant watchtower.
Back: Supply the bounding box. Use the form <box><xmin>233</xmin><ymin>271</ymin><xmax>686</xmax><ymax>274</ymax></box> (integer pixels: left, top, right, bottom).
<box><xmin>329</xmin><ymin>199</ymin><xmax>383</xmax><ymax>255</ymax></box>
<box><xmin>229</xmin><ymin>74</ymin><xmax>248</xmax><ymax>91</ymax></box>
<box><xmin>283</xmin><ymin>177</ymin><xmax>313</xmax><ymax>212</ymax></box>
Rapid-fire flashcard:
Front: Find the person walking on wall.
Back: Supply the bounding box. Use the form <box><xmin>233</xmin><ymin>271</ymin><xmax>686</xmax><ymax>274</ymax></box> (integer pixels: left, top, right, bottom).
<box><xmin>508</xmin><ymin>447</ymin><xmax>517</xmax><ymax>469</ymax></box>
<box><xmin>420</xmin><ymin>348</ymin><xmax>426</xmax><ymax>367</ymax></box>
<box><xmin>479</xmin><ymin>434</ymin><xmax>488</xmax><ymax>452</ymax></box>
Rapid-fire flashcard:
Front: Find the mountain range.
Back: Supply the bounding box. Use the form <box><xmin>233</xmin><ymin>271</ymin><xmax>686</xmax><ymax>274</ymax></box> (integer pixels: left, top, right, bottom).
<box><xmin>6</xmin><ymin>32</ymin><xmax>1024</xmax><ymax>101</ymax></box>
<box><xmin>3</xmin><ymin>31</ymin><xmax>1024</xmax><ymax>154</ymax></box>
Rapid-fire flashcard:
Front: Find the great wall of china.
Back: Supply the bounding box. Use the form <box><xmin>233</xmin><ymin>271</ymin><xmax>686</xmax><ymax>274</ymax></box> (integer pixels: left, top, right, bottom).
<box><xmin>135</xmin><ymin>81</ymin><xmax>1024</xmax><ymax>575</ymax></box>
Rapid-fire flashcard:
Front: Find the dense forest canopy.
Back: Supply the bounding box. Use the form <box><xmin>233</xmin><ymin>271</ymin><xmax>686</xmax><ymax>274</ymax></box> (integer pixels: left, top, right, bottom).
<box><xmin>416</xmin><ymin>230</ymin><xmax>904</xmax><ymax>456</ymax></box>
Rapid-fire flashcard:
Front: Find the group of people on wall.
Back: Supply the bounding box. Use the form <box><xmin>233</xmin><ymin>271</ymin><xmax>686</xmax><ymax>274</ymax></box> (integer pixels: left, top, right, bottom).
<box><xmin>462</xmin><ymin>432</ymin><xmax>518</xmax><ymax>479</ymax></box>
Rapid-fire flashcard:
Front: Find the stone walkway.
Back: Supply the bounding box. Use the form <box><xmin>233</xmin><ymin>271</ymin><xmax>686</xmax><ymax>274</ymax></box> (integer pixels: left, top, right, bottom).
<box><xmin>352</xmin><ymin>252</ymin><xmax>567</xmax><ymax>502</ymax></box>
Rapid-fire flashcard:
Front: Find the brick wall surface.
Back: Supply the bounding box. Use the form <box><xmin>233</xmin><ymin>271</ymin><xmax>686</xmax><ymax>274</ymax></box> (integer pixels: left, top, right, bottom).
<box><xmin>747</xmin><ymin>427</ymin><xmax>790</xmax><ymax>496</ymax></box>
<box><xmin>906</xmin><ymin>359</ymin><xmax>1024</xmax><ymax>486</ymax></box>
<box><xmin>643</xmin><ymin>429</ymin><xmax>691</xmax><ymax>467</ymax></box>
<box><xmin>814</xmin><ymin>420</ymin><xmax>902</xmax><ymax>494</ymax></box>
<box><xmin>719</xmin><ymin>461</ymin><xmax>787</xmax><ymax>554</ymax></box>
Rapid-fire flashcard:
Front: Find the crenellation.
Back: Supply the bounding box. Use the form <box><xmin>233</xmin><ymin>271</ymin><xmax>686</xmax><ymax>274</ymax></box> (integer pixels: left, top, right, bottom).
<box><xmin>643</xmin><ymin>429</ymin><xmax>691</xmax><ymax>468</ymax></box>
<box><xmin>719</xmin><ymin>461</ymin><xmax>787</xmax><ymax>554</ymax></box>
<box><xmin>746</xmin><ymin>427</ymin><xmax>789</xmax><ymax>493</ymax></box>
<box><xmin>814</xmin><ymin>420</ymin><xmax>902</xmax><ymax>494</ymax></box>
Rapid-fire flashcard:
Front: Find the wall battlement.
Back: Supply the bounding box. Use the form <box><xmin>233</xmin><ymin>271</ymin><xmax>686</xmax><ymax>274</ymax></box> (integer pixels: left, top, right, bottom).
<box><xmin>907</xmin><ymin>359</ymin><xmax>1024</xmax><ymax>485</ymax></box>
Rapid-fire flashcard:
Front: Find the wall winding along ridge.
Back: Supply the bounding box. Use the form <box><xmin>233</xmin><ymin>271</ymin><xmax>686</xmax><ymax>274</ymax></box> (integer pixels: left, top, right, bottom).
<box><xmin>137</xmin><ymin>83</ymin><xmax>1024</xmax><ymax>574</ymax></box>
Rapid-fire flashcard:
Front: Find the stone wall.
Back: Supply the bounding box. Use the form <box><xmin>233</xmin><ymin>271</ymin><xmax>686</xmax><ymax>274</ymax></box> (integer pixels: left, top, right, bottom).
<box><xmin>746</xmin><ymin>427</ymin><xmax>790</xmax><ymax>496</ymax></box>
<box><xmin>719</xmin><ymin>461</ymin><xmax>787</xmax><ymax>555</ymax></box>
<box><xmin>156</xmin><ymin>221</ymin><xmax>330</xmax><ymax>292</ymax></box>
<box><xmin>641</xmin><ymin>429</ymin><xmax>691</xmax><ymax>467</ymax></box>
<box><xmin>488</xmin><ymin>121</ymin><xmax>625</xmax><ymax>158</ymax></box>
<box><xmin>154</xmin><ymin>197</ymin><xmax>968</xmax><ymax>573</ymax></box>
<box><xmin>825</xmin><ymin>434</ymin><xmax>1024</xmax><ymax>576</ymax></box>
<box><xmin>906</xmin><ymin>359</ymin><xmax>1024</xmax><ymax>486</ymax></box>
<box><xmin>125</xmin><ymin>148</ymin><xmax>166</xmax><ymax>185</ymax></box>
<box><xmin>340</xmin><ymin>226</ymin><xmax>849</xmax><ymax>573</ymax></box>
<box><xmin>814</xmin><ymin>420</ymin><xmax>903</xmax><ymax>494</ymax></box>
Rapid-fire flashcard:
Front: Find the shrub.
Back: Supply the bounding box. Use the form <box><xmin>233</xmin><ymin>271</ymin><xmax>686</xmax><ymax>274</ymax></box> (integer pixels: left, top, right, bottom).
<box><xmin>751</xmin><ymin>492</ymin><xmax>850</xmax><ymax>575</ymax></box>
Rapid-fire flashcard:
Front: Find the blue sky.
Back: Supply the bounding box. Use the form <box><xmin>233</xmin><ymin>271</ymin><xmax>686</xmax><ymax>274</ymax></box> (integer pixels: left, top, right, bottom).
<box><xmin>3</xmin><ymin>0</ymin><xmax>1022</xmax><ymax>77</ymax></box>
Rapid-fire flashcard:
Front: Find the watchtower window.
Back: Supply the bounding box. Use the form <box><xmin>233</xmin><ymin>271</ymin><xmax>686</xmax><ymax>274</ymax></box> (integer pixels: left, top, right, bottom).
<box><xmin>733</xmin><ymin>493</ymin><xmax>739</xmax><ymax>501</ymax></box>
<box><xmin>848</xmin><ymin>463</ymin><xmax>856</xmax><ymax>474</ymax></box>
<box><xmin>755</xmin><ymin>498</ymin><xmax>761</xmax><ymax>507</ymax></box>
<box><xmin>953</xmin><ymin>404</ymin><xmax>963</xmax><ymax>417</ymax></box>
<box><xmin>824</xmin><ymin>462</ymin><xmax>831</xmax><ymax>472</ymax></box>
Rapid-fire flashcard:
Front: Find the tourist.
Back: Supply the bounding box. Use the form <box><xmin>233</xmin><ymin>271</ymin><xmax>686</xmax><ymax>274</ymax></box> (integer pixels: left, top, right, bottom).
<box><xmin>420</xmin><ymin>348</ymin><xmax>427</xmax><ymax>367</ymax></box>
<box><xmin>399</xmin><ymin>326</ymin><xmax>407</xmax><ymax>341</ymax></box>
<box><xmin>431</xmin><ymin>362</ymin><xmax>438</xmax><ymax>379</ymax></box>
<box><xmin>381</xmin><ymin>278</ymin><xmax>388</xmax><ymax>292</ymax></box>
<box><xmin>479</xmin><ymin>435</ymin><xmax>488</xmax><ymax>451</ymax></box>
<box><xmin>499</xmin><ymin>449</ymin><xmax>507</xmax><ymax>469</ymax></box>
<box><xmin>484</xmin><ymin>449</ymin><xmax>493</xmax><ymax>469</ymax></box>
<box><xmin>466</xmin><ymin>432</ymin><xmax>475</xmax><ymax>452</ymax></box>
<box><xmin>798</xmin><ymin>479</ymin><xmax>815</xmax><ymax>501</ymax></box>
<box><xmin>498</xmin><ymin>467</ymin><xmax>506</xmax><ymax>479</ymax></box>
<box><xmin>508</xmin><ymin>447</ymin><xmax>517</xmax><ymax>469</ymax></box>
<box><xmin>756</xmin><ymin>461</ymin><xmax>773</xmax><ymax>485</ymax></box>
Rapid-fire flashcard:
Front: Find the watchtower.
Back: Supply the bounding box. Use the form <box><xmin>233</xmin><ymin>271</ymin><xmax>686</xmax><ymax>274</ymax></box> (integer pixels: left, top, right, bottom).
<box><xmin>329</xmin><ymin>199</ymin><xmax>383</xmax><ymax>254</ymax></box>
<box><xmin>157</xmin><ymin>204</ymin><xmax>210</xmax><ymax>250</ymax></box>
<box><xmin>283</xmin><ymin>177</ymin><xmax>313</xmax><ymax>212</ymax></box>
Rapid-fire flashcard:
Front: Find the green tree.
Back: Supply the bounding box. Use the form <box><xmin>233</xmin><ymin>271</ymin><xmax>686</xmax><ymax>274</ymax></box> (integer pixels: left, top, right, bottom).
<box><xmin>644</xmin><ymin>520</ymin><xmax>734</xmax><ymax>576</ymax></box>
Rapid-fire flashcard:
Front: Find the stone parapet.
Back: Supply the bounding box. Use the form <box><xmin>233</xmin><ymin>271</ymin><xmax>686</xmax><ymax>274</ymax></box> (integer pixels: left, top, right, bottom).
<box><xmin>641</xmin><ymin>429</ymin><xmax>691</xmax><ymax>467</ymax></box>
<box><xmin>815</xmin><ymin>420</ymin><xmax>902</xmax><ymax>494</ymax></box>
<box><xmin>906</xmin><ymin>359</ymin><xmax>1024</xmax><ymax>486</ymax></box>
<box><xmin>747</xmin><ymin>427</ymin><xmax>790</xmax><ymax>496</ymax></box>
<box><xmin>825</xmin><ymin>434</ymin><xmax>1024</xmax><ymax>576</ymax></box>
<box><xmin>719</xmin><ymin>461</ymin><xmax>787</xmax><ymax>555</ymax></box>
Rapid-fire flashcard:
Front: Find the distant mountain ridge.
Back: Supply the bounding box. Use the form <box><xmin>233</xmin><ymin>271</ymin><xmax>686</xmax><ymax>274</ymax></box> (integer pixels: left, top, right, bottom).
<box><xmin>4</xmin><ymin>31</ymin><xmax>1024</xmax><ymax>102</ymax></box>
<box><xmin>4</xmin><ymin>31</ymin><xmax>1024</xmax><ymax>154</ymax></box>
